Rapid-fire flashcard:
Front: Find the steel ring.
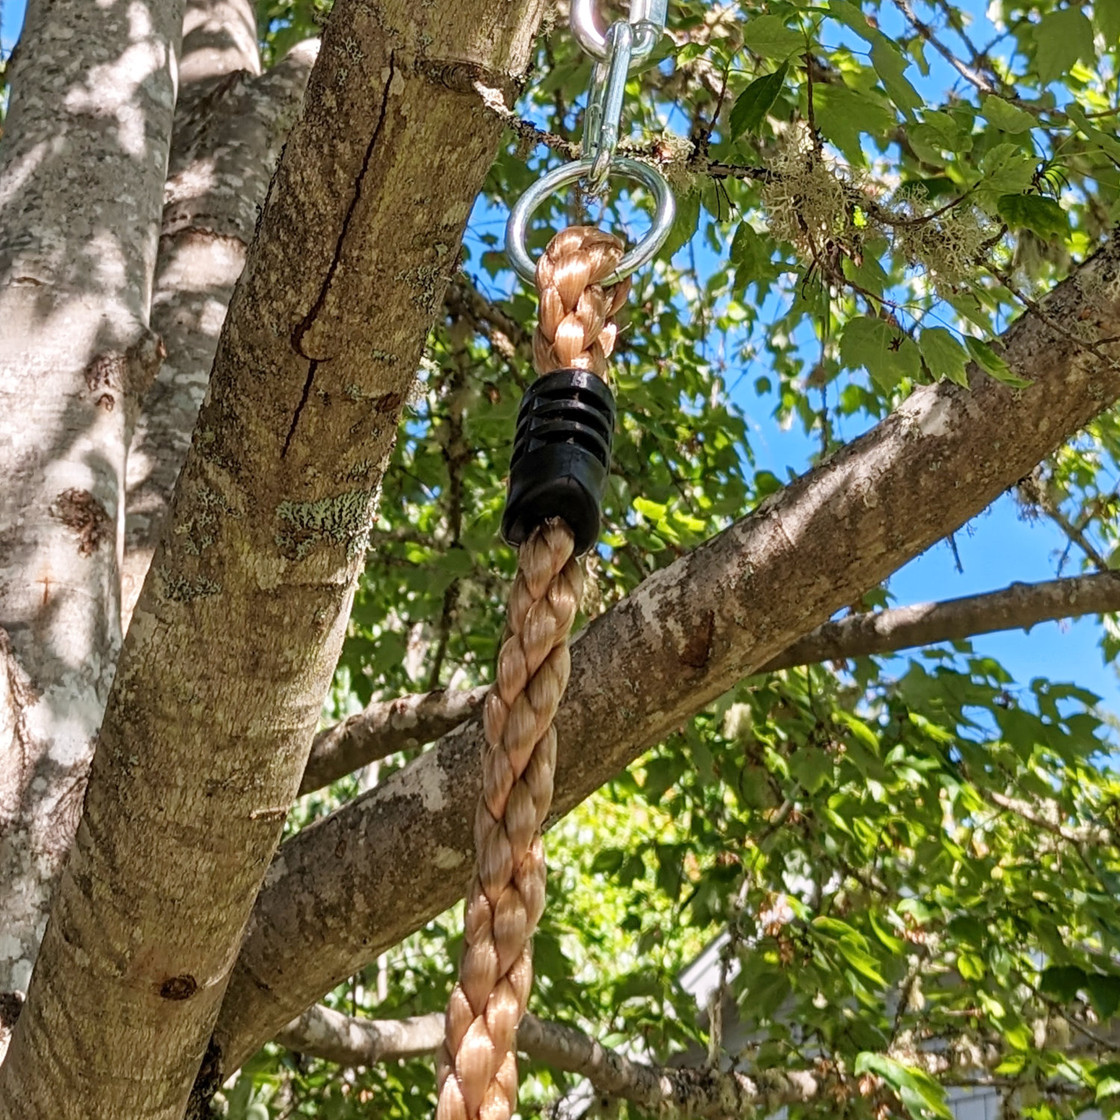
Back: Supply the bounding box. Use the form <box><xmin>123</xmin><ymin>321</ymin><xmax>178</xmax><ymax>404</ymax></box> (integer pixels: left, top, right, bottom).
<box><xmin>505</xmin><ymin>158</ymin><xmax>676</xmax><ymax>286</ymax></box>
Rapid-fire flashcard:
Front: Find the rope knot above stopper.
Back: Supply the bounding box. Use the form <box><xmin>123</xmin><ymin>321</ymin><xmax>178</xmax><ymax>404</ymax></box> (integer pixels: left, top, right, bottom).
<box><xmin>533</xmin><ymin>226</ymin><xmax>631</xmax><ymax>378</ymax></box>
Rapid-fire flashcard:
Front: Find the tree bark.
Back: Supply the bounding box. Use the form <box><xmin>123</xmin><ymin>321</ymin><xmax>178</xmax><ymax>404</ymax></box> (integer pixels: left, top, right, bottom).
<box><xmin>277</xmin><ymin>1002</ymin><xmax>1099</xmax><ymax>1116</ymax></box>
<box><xmin>298</xmin><ymin>572</ymin><xmax>1120</xmax><ymax>793</ymax></box>
<box><xmin>0</xmin><ymin>0</ymin><xmax>545</xmax><ymax>1116</ymax></box>
<box><xmin>177</xmin><ymin>0</ymin><xmax>259</xmax><ymax>93</ymax></box>
<box><xmin>275</xmin><ymin>1005</ymin><xmax>820</xmax><ymax>1118</ymax></box>
<box><xmin>211</xmin><ymin>239</ymin><xmax>1120</xmax><ymax>1073</ymax></box>
<box><xmin>299</xmin><ymin>684</ymin><xmax>489</xmax><ymax>794</ymax></box>
<box><xmin>0</xmin><ymin>0</ymin><xmax>181</xmax><ymax>1011</ymax></box>
<box><xmin>124</xmin><ymin>37</ymin><xmax>318</xmax><ymax>622</ymax></box>
<box><xmin>762</xmin><ymin>571</ymin><xmax>1120</xmax><ymax>671</ymax></box>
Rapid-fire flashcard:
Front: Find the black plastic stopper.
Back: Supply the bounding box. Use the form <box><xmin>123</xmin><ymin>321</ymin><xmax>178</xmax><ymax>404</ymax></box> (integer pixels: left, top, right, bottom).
<box><xmin>501</xmin><ymin>368</ymin><xmax>616</xmax><ymax>555</ymax></box>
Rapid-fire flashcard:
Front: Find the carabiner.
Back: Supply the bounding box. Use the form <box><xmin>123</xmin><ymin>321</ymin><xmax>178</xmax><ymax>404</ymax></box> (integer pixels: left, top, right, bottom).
<box><xmin>582</xmin><ymin>21</ymin><xmax>633</xmax><ymax>196</ymax></box>
<box><xmin>570</xmin><ymin>0</ymin><xmax>668</xmax><ymax>64</ymax></box>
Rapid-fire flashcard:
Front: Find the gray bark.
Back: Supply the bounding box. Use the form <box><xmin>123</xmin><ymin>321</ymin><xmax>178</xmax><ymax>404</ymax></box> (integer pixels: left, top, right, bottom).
<box><xmin>211</xmin><ymin>239</ymin><xmax>1120</xmax><ymax>1073</ymax></box>
<box><xmin>300</xmin><ymin>684</ymin><xmax>489</xmax><ymax>794</ymax></box>
<box><xmin>762</xmin><ymin>570</ymin><xmax>1120</xmax><ymax>671</ymax></box>
<box><xmin>124</xmin><ymin>39</ymin><xmax>318</xmax><ymax>622</ymax></box>
<box><xmin>275</xmin><ymin>1005</ymin><xmax>818</xmax><ymax>1118</ymax></box>
<box><xmin>277</xmin><ymin>1003</ymin><xmax>1100</xmax><ymax>1117</ymax></box>
<box><xmin>0</xmin><ymin>0</ymin><xmax>546</xmax><ymax>1114</ymax></box>
<box><xmin>0</xmin><ymin>0</ymin><xmax>181</xmax><ymax>1009</ymax></box>
<box><xmin>299</xmin><ymin>572</ymin><xmax>1120</xmax><ymax>793</ymax></box>
<box><xmin>178</xmin><ymin>0</ymin><xmax>260</xmax><ymax>94</ymax></box>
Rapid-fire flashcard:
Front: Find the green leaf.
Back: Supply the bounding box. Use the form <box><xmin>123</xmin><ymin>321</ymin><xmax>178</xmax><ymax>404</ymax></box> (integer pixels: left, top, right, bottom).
<box><xmin>981</xmin><ymin>94</ymin><xmax>1036</xmax><ymax>134</ymax></box>
<box><xmin>741</xmin><ymin>15</ymin><xmax>805</xmax><ymax>60</ymax></box>
<box><xmin>1064</xmin><ymin>102</ymin><xmax>1120</xmax><ymax>165</ymax></box>
<box><xmin>919</xmin><ymin>327</ymin><xmax>970</xmax><ymax>387</ymax></box>
<box><xmin>836</xmin><ymin>939</ymin><xmax>887</xmax><ymax>987</ymax></box>
<box><xmin>662</xmin><ymin>188</ymin><xmax>701</xmax><ymax>260</ymax></box>
<box><xmin>827</xmin><ymin>0</ymin><xmax>879</xmax><ymax>42</ymax></box>
<box><xmin>996</xmin><ymin>193</ymin><xmax>1069</xmax><ymax>241</ymax></box>
<box><xmin>1087</xmin><ymin>974</ymin><xmax>1120</xmax><ymax>1018</ymax></box>
<box><xmin>729</xmin><ymin>63</ymin><xmax>788</xmax><ymax>138</ymax></box>
<box><xmin>1040</xmin><ymin>964</ymin><xmax>1088</xmax><ymax>1002</ymax></box>
<box><xmin>675</xmin><ymin>42</ymin><xmax>706</xmax><ymax>65</ymax></box>
<box><xmin>815</xmin><ymin>84</ymin><xmax>895</xmax><ymax>161</ymax></box>
<box><xmin>840</xmin><ymin>317</ymin><xmax>920</xmax><ymax>391</ymax></box>
<box><xmin>1095</xmin><ymin>0</ymin><xmax>1120</xmax><ymax>43</ymax></box>
<box><xmin>964</xmin><ymin>336</ymin><xmax>1032</xmax><ymax>388</ymax></box>
<box><xmin>957</xmin><ymin>952</ymin><xmax>985</xmax><ymax>981</ymax></box>
<box><xmin>634</xmin><ymin>496</ymin><xmax>668</xmax><ymax>521</ymax></box>
<box><xmin>789</xmin><ymin>747</ymin><xmax>832</xmax><ymax>793</ymax></box>
<box><xmin>745</xmin><ymin>967</ymin><xmax>792</xmax><ymax>1019</ymax></box>
<box><xmin>731</xmin><ymin>220</ymin><xmax>771</xmax><ymax>285</ymax></box>
<box><xmin>1034</xmin><ymin>9</ymin><xmax>1095</xmax><ymax>85</ymax></box>
<box><xmin>871</xmin><ymin>40</ymin><xmax>922</xmax><ymax>116</ymax></box>
<box><xmin>979</xmin><ymin>143</ymin><xmax>1038</xmax><ymax>193</ymax></box>
<box><xmin>855</xmin><ymin>1054</ymin><xmax>953</xmax><ymax>1120</ymax></box>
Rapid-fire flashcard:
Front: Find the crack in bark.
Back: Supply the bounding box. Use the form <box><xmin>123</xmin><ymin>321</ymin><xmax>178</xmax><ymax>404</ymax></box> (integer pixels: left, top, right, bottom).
<box><xmin>281</xmin><ymin>360</ymin><xmax>318</xmax><ymax>458</ymax></box>
<box><xmin>290</xmin><ymin>50</ymin><xmax>396</xmax><ymax>364</ymax></box>
<box><xmin>283</xmin><ymin>52</ymin><xmax>397</xmax><ymax>458</ymax></box>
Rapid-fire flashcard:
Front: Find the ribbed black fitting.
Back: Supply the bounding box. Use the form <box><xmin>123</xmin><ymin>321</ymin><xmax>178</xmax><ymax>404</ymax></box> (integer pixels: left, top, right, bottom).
<box><xmin>501</xmin><ymin>368</ymin><xmax>616</xmax><ymax>556</ymax></box>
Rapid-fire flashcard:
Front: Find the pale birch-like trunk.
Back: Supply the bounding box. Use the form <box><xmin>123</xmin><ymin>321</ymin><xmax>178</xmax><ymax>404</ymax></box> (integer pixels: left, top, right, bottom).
<box><xmin>0</xmin><ymin>0</ymin><xmax>181</xmax><ymax>1017</ymax></box>
<box><xmin>0</xmin><ymin>0</ymin><xmax>546</xmax><ymax>1114</ymax></box>
<box><xmin>124</xmin><ymin>28</ymin><xmax>318</xmax><ymax>622</ymax></box>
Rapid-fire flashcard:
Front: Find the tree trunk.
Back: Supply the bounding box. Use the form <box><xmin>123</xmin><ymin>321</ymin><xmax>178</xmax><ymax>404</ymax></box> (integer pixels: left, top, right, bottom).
<box><xmin>0</xmin><ymin>0</ymin><xmax>181</xmax><ymax>1017</ymax></box>
<box><xmin>0</xmin><ymin>0</ymin><xmax>545</xmax><ymax>1114</ymax></box>
<box><xmin>209</xmin><ymin>238</ymin><xmax>1120</xmax><ymax>1074</ymax></box>
<box><xmin>124</xmin><ymin>32</ymin><xmax>318</xmax><ymax>623</ymax></box>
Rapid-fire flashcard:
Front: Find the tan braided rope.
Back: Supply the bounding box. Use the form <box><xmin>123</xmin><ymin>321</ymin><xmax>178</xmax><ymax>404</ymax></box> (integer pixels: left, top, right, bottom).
<box><xmin>436</xmin><ymin>227</ymin><xmax>631</xmax><ymax>1120</ymax></box>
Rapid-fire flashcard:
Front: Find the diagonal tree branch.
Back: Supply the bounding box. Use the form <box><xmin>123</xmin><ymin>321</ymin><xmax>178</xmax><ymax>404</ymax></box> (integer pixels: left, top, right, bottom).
<box><xmin>982</xmin><ymin>789</ymin><xmax>1114</xmax><ymax>847</ymax></box>
<box><xmin>300</xmin><ymin>685</ymin><xmax>488</xmax><ymax>795</ymax></box>
<box><xmin>299</xmin><ymin>572</ymin><xmax>1120</xmax><ymax>794</ymax></box>
<box><xmin>211</xmin><ymin>238</ymin><xmax>1120</xmax><ymax>1075</ymax></box>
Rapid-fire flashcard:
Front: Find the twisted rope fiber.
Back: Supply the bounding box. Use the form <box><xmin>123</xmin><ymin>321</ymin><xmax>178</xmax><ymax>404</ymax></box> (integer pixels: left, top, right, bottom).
<box><xmin>436</xmin><ymin>227</ymin><xmax>631</xmax><ymax>1120</ymax></box>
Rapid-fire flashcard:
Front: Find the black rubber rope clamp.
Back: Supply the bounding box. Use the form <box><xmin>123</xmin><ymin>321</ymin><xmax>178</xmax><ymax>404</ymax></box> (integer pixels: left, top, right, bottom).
<box><xmin>501</xmin><ymin>368</ymin><xmax>616</xmax><ymax>556</ymax></box>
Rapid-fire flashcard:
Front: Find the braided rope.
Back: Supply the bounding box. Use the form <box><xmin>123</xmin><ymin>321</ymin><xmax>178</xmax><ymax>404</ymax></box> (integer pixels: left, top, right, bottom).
<box><xmin>436</xmin><ymin>227</ymin><xmax>630</xmax><ymax>1120</ymax></box>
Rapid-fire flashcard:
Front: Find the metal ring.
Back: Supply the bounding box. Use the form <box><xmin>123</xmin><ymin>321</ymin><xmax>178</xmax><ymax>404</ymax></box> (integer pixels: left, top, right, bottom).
<box><xmin>570</xmin><ymin>0</ymin><xmax>666</xmax><ymax>63</ymax></box>
<box><xmin>505</xmin><ymin>157</ymin><xmax>676</xmax><ymax>286</ymax></box>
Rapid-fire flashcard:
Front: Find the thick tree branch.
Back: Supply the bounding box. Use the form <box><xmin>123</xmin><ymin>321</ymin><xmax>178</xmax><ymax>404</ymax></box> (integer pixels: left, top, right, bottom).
<box><xmin>277</xmin><ymin>1005</ymin><xmax>1095</xmax><ymax>1117</ymax></box>
<box><xmin>301</xmin><ymin>573</ymin><xmax>1120</xmax><ymax>793</ymax></box>
<box><xmin>276</xmin><ymin>1005</ymin><xmax>445</xmax><ymax>1065</ymax></box>
<box><xmin>0</xmin><ymin>0</ymin><xmax>547</xmax><ymax>1116</ymax></box>
<box><xmin>212</xmin><ymin>239</ymin><xmax>1120</xmax><ymax>1073</ymax></box>
<box><xmin>178</xmin><ymin>0</ymin><xmax>259</xmax><ymax>95</ymax></box>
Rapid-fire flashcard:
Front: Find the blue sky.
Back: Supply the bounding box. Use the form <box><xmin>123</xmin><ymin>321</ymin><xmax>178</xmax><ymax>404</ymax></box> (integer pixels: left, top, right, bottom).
<box><xmin>4</xmin><ymin>0</ymin><xmax>1117</xmax><ymax>710</ymax></box>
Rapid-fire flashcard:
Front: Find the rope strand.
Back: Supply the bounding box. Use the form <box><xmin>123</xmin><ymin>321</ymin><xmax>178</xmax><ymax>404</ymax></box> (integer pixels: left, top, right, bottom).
<box><xmin>436</xmin><ymin>227</ymin><xmax>630</xmax><ymax>1120</ymax></box>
